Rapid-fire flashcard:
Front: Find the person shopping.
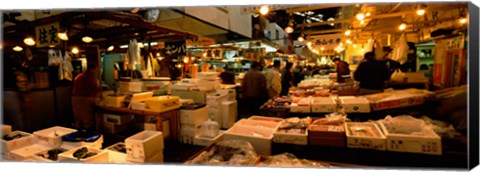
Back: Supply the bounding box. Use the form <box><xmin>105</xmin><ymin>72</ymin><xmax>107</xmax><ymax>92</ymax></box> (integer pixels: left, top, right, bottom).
<box><xmin>240</xmin><ymin>61</ymin><xmax>267</xmax><ymax>118</ymax></box>
<box><xmin>280</xmin><ymin>62</ymin><xmax>295</xmax><ymax>96</ymax></box>
<box><xmin>72</xmin><ymin>63</ymin><xmax>102</xmax><ymax>131</ymax></box>
<box><xmin>354</xmin><ymin>52</ymin><xmax>390</xmax><ymax>95</ymax></box>
<box><xmin>266</xmin><ymin>60</ymin><xmax>282</xmax><ymax>98</ymax></box>
<box><xmin>332</xmin><ymin>58</ymin><xmax>351</xmax><ymax>83</ymax></box>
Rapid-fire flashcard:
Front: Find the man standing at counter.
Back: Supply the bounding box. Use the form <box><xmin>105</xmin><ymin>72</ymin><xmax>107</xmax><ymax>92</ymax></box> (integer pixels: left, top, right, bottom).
<box><xmin>72</xmin><ymin>63</ymin><xmax>101</xmax><ymax>130</ymax></box>
<box><xmin>354</xmin><ymin>52</ymin><xmax>390</xmax><ymax>95</ymax></box>
<box><xmin>240</xmin><ymin>61</ymin><xmax>267</xmax><ymax>117</ymax></box>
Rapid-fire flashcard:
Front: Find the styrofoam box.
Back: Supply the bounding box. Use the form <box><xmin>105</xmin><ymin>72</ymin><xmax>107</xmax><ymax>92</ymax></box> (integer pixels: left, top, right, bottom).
<box><xmin>290</xmin><ymin>103</ymin><xmax>311</xmax><ymax>113</ymax></box>
<box><xmin>9</xmin><ymin>144</ymin><xmax>52</xmax><ymax>161</ymax></box>
<box><xmin>208</xmin><ymin>108</ymin><xmax>223</xmax><ymax>127</ymax></box>
<box><xmin>340</xmin><ymin>96</ymin><xmax>371</xmax><ymax>113</ymax></box>
<box><xmin>345</xmin><ymin>122</ymin><xmax>387</xmax><ymax>151</ymax></box>
<box><xmin>107</xmin><ymin>150</ymin><xmax>130</xmax><ymax>164</ymax></box>
<box><xmin>206</xmin><ymin>94</ymin><xmax>229</xmax><ymax>108</ymax></box>
<box><xmin>196</xmin><ymin>72</ymin><xmax>219</xmax><ymax>80</ymax></box>
<box><xmin>223</xmin><ymin>125</ymin><xmax>274</xmax><ymax>156</ymax></box>
<box><xmin>273</xmin><ymin>125</ymin><xmax>309</xmax><ymax>145</ymax></box>
<box><xmin>62</xmin><ymin>135</ymin><xmax>104</xmax><ymax>150</ymax></box>
<box><xmin>58</xmin><ymin>146</ymin><xmax>109</xmax><ymax>163</ymax></box>
<box><xmin>2</xmin><ymin>125</ymin><xmax>12</xmax><ymax>135</ymax></box>
<box><xmin>33</xmin><ymin>126</ymin><xmax>77</xmax><ymax>147</ymax></box>
<box><xmin>125</xmin><ymin>131</ymin><xmax>164</xmax><ymax>162</ymax></box>
<box><xmin>235</xmin><ymin>119</ymin><xmax>280</xmax><ymax>130</ymax></box>
<box><xmin>248</xmin><ymin>116</ymin><xmax>284</xmax><ymax>123</ymax></box>
<box><xmin>193</xmin><ymin>130</ymin><xmax>225</xmax><ymax>147</ymax></box>
<box><xmin>31</xmin><ymin>147</ymin><xmax>69</xmax><ymax>162</ymax></box>
<box><xmin>2</xmin><ymin>131</ymin><xmax>36</xmax><ymax>153</ymax></box>
<box><xmin>378</xmin><ymin>121</ymin><xmax>442</xmax><ymax>155</ymax></box>
<box><xmin>103</xmin><ymin>114</ymin><xmax>135</xmax><ymax>125</ymax></box>
<box><xmin>129</xmin><ymin>152</ymin><xmax>163</xmax><ymax>163</ymax></box>
<box><xmin>180</xmin><ymin>78</ymin><xmax>201</xmax><ymax>85</ymax></box>
<box><xmin>311</xmin><ymin>97</ymin><xmax>337</xmax><ymax>113</ymax></box>
<box><xmin>221</xmin><ymin>101</ymin><xmax>238</xmax><ymax>129</ymax></box>
<box><xmin>180</xmin><ymin>106</ymin><xmax>209</xmax><ymax>126</ymax></box>
<box><xmin>118</xmin><ymin>81</ymin><xmax>144</xmax><ymax>93</ymax></box>
<box><xmin>217</xmin><ymin>89</ymin><xmax>236</xmax><ymax>101</ymax></box>
<box><xmin>130</xmin><ymin>102</ymin><xmax>146</xmax><ymax>111</ymax></box>
<box><xmin>180</xmin><ymin>125</ymin><xmax>200</xmax><ymax>137</ymax></box>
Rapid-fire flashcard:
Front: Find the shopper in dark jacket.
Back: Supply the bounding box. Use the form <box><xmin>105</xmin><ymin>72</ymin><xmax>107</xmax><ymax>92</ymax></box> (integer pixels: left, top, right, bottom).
<box><xmin>333</xmin><ymin>58</ymin><xmax>351</xmax><ymax>83</ymax></box>
<box><xmin>354</xmin><ymin>52</ymin><xmax>390</xmax><ymax>95</ymax></box>
<box><xmin>281</xmin><ymin>62</ymin><xmax>295</xmax><ymax>96</ymax></box>
<box><xmin>240</xmin><ymin>61</ymin><xmax>267</xmax><ymax>117</ymax></box>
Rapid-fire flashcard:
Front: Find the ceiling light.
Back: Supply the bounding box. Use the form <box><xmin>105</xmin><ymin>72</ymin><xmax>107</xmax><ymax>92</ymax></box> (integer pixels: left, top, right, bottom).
<box><xmin>297</xmin><ymin>36</ymin><xmax>305</xmax><ymax>42</ymax></box>
<box><xmin>23</xmin><ymin>37</ymin><xmax>35</xmax><ymax>46</ymax></box>
<box><xmin>366</xmin><ymin>12</ymin><xmax>371</xmax><ymax>17</ymax></box>
<box><xmin>346</xmin><ymin>39</ymin><xmax>352</xmax><ymax>44</ymax></box>
<box><xmin>345</xmin><ymin>30</ymin><xmax>351</xmax><ymax>36</ymax></box>
<box><xmin>57</xmin><ymin>32</ymin><xmax>68</xmax><ymax>41</ymax></box>
<box><xmin>320</xmin><ymin>47</ymin><xmax>325</xmax><ymax>51</ymax></box>
<box><xmin>416</xmin><ymin>9</ymin><xmax>426</xmax><ymax>15</ymax></box>
<box><xmin>459</xmin><ymin>17</ymin><xmax>468</xmax><ymax>24</ymax></box>
<box><xmin>306</xmin><ymin>19</ymin><xmax>312</xmax><ymax>23</ymax></box>
<box><xmin>307</xmin><ymin>41</ymin><xmax>312</xmax><ymax>47</ymax></box>
<box><xmin>107</xmin><ymin>45</ymin><xmax>114</xmax><ymax>52</ymax></box>
<box><xmin>183</xmin><ymin>57</ymin><xmax>189</xmax><ymax>63</ymax></box>
<box><xmin>13</xmin><ymin>46</ymin><xmax>23</xmax><ymax>52</ymax></box>
<box><xmin>285</xmin><ymin>26</ymin><xmax>294</xmax><ymax>33</ymax></box>
<box><xmin>356</xmin><ymin>13</ymin><xmax>365</xmax><ymax>20</ymax></box>
<box><xmin>294</xmin><ymin>12</ymin><xmax>301</xmax><ymax>15</ymax></box>
<box><xmin>399</xmin><ymin>23</ymin><xmax>407</xmax><ymax>30</ymax></box>
<box><xmin>156</xmin><ymin>53</ymin><xmax>160</xmax><ymax>57</ymax></box>
<box><xmin>72</xmin><ymin>47</ymin><xmax>79</xmax><ymax>54</ymax></box>
<box><xmin>82</xmin><ymin>36</ymin><xmax>93</xmax><ymax>43</ymax></box>
<box><xmin>259</xmin><ymin>6</ymin><xmax>269</xmax><ymax>15</ymax></box>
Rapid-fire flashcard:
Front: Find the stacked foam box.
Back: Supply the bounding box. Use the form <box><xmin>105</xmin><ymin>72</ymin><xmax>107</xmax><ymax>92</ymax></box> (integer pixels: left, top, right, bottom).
<box><xmin>2</xmin><ymin>131</ymin><xmax>36</xmax><ymax>160</ymax></box>
<box><xmin>179</xmin><ymin>106</ymin><xmax>209</xmax><ymax>144</ymax></box>
<box><xmin>118</xmin><ymin>81</ymin><xmax>144</xmax><ymax>95</ymax></box>
<box><xmin>125</xmin><ymin>131</ymin><xmax>164</xmax><ymax>163</ymax></box>
<box><xmin>206</xmin><ymin>93</ymin><xmax>229</xmax><ymax>128</ymax></box>
<box><xmin>196</xmin><ymin>72</ymin><xmax>220</xmax><ymax>91</ymax></box>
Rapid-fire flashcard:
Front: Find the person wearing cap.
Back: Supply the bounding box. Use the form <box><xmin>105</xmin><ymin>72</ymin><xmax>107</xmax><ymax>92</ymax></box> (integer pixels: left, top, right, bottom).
<box><xmin>332</xmin><ymin>58</ymin><xmax>351</xmax><ymax>83</ymax></box>
<box><xmin>72</xmin><ymin>63</ymin><xmax>102</xmax><ymax>130</ymax></box>
<box><xmin>266</xmin><ymin>60</ymin><xmax>282</xmax><ymax>98</ymax></box>
<box><xmin>354</xmin><ymin>52</ymin><xmax>390</xmax><ymax>95</ymax></box>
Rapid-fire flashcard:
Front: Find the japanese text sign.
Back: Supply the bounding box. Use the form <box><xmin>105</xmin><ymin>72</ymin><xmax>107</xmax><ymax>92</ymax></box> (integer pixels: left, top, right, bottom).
<box><xmin>35</xmin><ymin>22</ymin><xmax>61</xmax><ymax>48</ymax></box>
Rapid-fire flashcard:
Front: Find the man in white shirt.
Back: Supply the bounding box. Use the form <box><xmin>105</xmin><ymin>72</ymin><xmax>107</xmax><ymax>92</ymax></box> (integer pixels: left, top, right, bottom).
<box><xmin>266</xmin><ymin>60</ymin><xmax>282</xmax><ymax>98</ymax></box>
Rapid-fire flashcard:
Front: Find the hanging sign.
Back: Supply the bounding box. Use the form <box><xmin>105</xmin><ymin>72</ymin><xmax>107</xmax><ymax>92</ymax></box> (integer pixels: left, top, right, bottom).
<box><xmin>186</xmin><ymin>36</ymin><xmax>216</xmax><ymax>47</ymax></box>
<box><xmin>309</xmin><ymin>34</ymin><xmax>343</xmax><ymax>56</ymax></box>
<box><xmin>164</xmin><ymin>40</ymin><xmax>186</xmax><ymax>59</ymax></box>
<box><xmin>35</xmin><ymin>22</ymin><xmax>61</xmax><ymax>48</ymax></box>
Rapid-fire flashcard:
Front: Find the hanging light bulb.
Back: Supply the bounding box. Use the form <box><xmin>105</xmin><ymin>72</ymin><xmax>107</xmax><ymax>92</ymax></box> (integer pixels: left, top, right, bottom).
<box><xmin>183</xmin><ymin>57</ymin><xmax>189</xmax><ymax>63</ymax></box>
<box><xmin>107</xmin><ymin>45</ymin><xmax>114</xmax><ymax>51</ymax></box>
<box><xmin>416</xmin><ymin>8</ymin><xmax>426</xmax><ymax>15</ymax></box>
<box><xmin>399</xmin><ymin>23</ymin><xmax>407</xmax><ymax>30</ymax></box>
<box><xmin>13</xmin><ymin>46</ymin><xmax>23</xmax><ymax>52</ymax></box>
<box><xmin>365</xmin><ymin>12</ymin><xmax>371</xmax><ymax>17</ymax></box>
<box><xmin>57</xmin><ymin>32</ymin><xmax>69</xmax><ymax>41</ymax></box>
<box><xmin>459</xmin><ymin>17</ymin><xmax>468</xmax><ymax>24</ymax></box>
<box><xmin>285</xmin><ymin>26</ymin><xmax>294</xmax><ymax>33</ymax></box>
<box><xmin>82</xmin><ymin>36</ymin><xmax>93</xmax><ymax>43</ymax></box>
<box><xmin>259</xmin><ymin>6</ymin><xmax>269</xmax><ymax>15</ymax></box>
<box><xmin>307</xmin><ymin>41</ymin><xmax>312</xmax><ymax>47</ymax></box>
<box><xmin>23</xmin><ymin>37</ymin><xmax>35</xmax><ymax>46</ymax></box>
<box><xmin>72</xmin><ymin>47</ymin><xmax>79</xmax><ymax>54</ymax></box>
<box><xmin>156</xmin><ymin>53</ymin><xmax>160</xmax><ymax>57</ymax></box>
<box><xmin>356</xmin><ymin>13</ymin><xmax>365</xmax><ymax>20</ymax></box>
<box><xmin>345</xmin><ymin>30</ymin><xmax>352</xmax><ymax>36</ymax></box>
<box><xmin>297</xmin><ymin>36</ymin><xmax>305</xmax><ymax>42</ymax></box>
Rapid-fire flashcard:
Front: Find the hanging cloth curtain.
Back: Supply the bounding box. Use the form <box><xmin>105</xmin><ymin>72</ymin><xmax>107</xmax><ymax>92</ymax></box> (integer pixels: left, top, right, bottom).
<box><xmin>57</xmin><ymin>50</ymin><xmax>64</xmax><ymax>80</ymax></box>
<box><xmin>146</xmin><ymin>53</ymin><xmax>153</xmax><ymax>77</ymax></box>
<box><xmin>63</xmin><ymin>51</ymin><xmax>74</xmax><ymax>81</ymax></box>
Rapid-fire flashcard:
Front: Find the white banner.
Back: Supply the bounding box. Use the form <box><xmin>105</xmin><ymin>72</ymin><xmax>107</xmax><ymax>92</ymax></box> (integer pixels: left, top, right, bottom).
<box><xmin>308</xmin><ymin>33</ymin><xmax>343</xmax><ymax>56</ymax></box>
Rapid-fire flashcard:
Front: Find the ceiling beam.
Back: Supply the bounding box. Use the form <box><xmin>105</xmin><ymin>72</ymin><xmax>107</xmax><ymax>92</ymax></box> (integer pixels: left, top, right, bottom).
<box><xmin>286</xmin><ymin>4</ymin><xmax>351</xmax><ymax>14</ymax></box>
<box><xmin>3</xmin><ymin>12</ymin><xmax>85</xmax><ymax>33</ymax></box>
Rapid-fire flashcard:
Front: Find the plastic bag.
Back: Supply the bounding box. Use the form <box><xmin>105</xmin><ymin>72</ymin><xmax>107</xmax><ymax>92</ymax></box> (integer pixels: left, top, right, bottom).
<box><xmin>390</xmin><ymin>34</ymin><xmax>408</xmax><ymax>64</ymax></box>
<box><xmin>311</xmin><ymin>112</ymin><xmax>348</xmax><ymax>125</ymax></box>
<box><xmin>187</xmin><ymin>140</ymin><xmax>258</xmax><ymax>166</ymax></box>
<box><xmin>63</xmin><ymin>52</ymin><xmax>74</xmax><ymax>81</ymax></box>
<box><xmin>257</xmin><ymin>153</ymin><xmax>331</xmax><ymax>167</ymax></box>
<box><xmin>420</xmin><ymin>116</ymin><xmax>458</xmax><ymax>139</ymax></box>
<box><xmin>390</xmin><ymin>69</ymin><xmax>406</xmax><ymax>83</ymax></box>
<box><xmin>382</xmin><ymin>115</ymin><xmax>426</xmax><ymax>134</ymax></box>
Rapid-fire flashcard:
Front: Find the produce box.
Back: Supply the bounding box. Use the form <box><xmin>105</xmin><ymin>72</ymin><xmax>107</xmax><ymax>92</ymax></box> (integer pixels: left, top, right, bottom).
<box><xmin>2</xmin><ymin>131</ymin><xmax>36</xmax><ymax>155</ymax></box>
<box><xmin>2</xmin><ymin>124</ymin><xmax>12</xmax><ymax>135</ymax></box>
<box><xmin>9</xmin><ymin>144</ymin><xmax>52</xmax><ymax>161</ymax></box>
<box><xmin>33</xmin><ymin>126</ymin><xmax>77</xmax><ymax>147</ymax></box>
<box><xmin>378</xmin><ymin>121</ymin><xmax>442</xmax><ymax>155</ymax></box>
<box><xmin>32</xmin><ymin>147</ymin><xmax>69</xmax><ymax>162</ymax></box>
<box><xmin>345</xmin><ymin>122</ymin><xmax>386</xmax><ymax>151</ymax></box>
<box><xmin>58</xmin><ymin>146</ymin><xmax>109</xmax><ymax>163</ymax></box>
<box><xmin>193</xmin><ymin>130</ymin><xmax>225</xmax><ymax>147</ymax></box>
<box><xmin>103</xmin><ymin>95</ymin><xmax>126</xmax><ymax>108</ymax></box>
<box><xmin>339</xmin><ymin>96</ymin><xmax>371</xmax><ymax>113</ymax></box>
<box><xmin>143</xmin><ymin>96</ymin><xmax>180</xmax><ymax>113</ymax></box>
<box><xmin>180</xmin><ymin>106</ymin><xmax>209</xmax><ymax>126</ymax></box>
<box><xmin>223</xmin><ymin>125</ymin><xmax>274</xmax><ymax>156</ymax></box>
<box><xmin>365</xmin><ymin>89</ymin><xmax>436</xmax><ymax>111</ymax></box>
<box><xmin>308</xmin><ymin>124</ymin><xmax>345</xmax><ymax>148</ymax></box>
<box><xmin>103</xmin><ymin>114</ymin><xmax>134</xmax><ymax>125</ymax></box>
<box><xmin>248</xmin><ymin>116</ymin><xmax>284</xmax><ymax>123</ymax></box>
<box><xmin>311</xmin><ymin>97</ymin><xmax>337</xmax><ymax>113</ymax></box>
<box><xmin>125</xmin><ymin>131</ymin><xmax>164</xmax><ymax>162</ymax></box>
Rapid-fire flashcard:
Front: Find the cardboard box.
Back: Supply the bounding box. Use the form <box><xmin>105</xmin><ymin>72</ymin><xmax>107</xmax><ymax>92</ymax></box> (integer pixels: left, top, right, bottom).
<box><xmin>273</xmin><ymin>124</ymin><xmax>309</xmax><ymax>145</ymax></box>
<box><xmin>221</xmin><ymin>101</ymin><xmax>238</xmax><ymax>128</ymax></box>
<box><xmin>340</xmin><ymin>96</ymin><xmax>371</xmax><ymax>113</ymax></box>
<box><xmin>290</xmin><ymin>103</ymin><xmax>311</xmax><ymax>113</ymax></box>
<box><xmin>125</xmin><ymin>131</ymin><xmax>164</xmax><ymax>162</ymax></box>
<box><xmin>103</xmin><ymin>121</ymin><xmax>129</xmax><ymax>134</ymax></box>
<box><xmin>143</xmin><ymin>96</ymin><xmax>181</xmax><ymax>113</ymax></box>
<box><xmin>9</xmin><ymin>144</ymin><xmax>52</xmax><ymax>161</ymax></box>
<box><xmin>103</xmin><ymin>95</ymin><xmax>126</xmax><ymax>108</ymax></box>
<box><xmin>58</xmin><ymin>146</ymin><xmax>109</xmax><ymax>163</ymax></box>
<box><xmin>308</xmin><ymin>124</ymin><xmax>345</xmax><ymax>147</ymax></box>
<box><xmin>223</xmin><ymin>125</ymin><xmax>274</xmax><ymax>156</ymax></box>
<box><xmin>180</xmin><ymin>106</ymin><xmax>209</xmax><ymax>126</ymax></box>
<box><xmin>311</xmin><ymin>97</ymin><xmax>337</xmax><ymax>113</ymax></box>
<box><xmin>118</xmin><ymin>81</ymin><xmax>144</xmax><ymax>94</ymax></box>
<box><xmin>103</xmin><ymin>114</ymin><xmax>135</xmax><ymax>126</ymax></box>
<box><xmin>193</xmin><ymin>130</ymin><xmax>225</xmax><ymax>147</ymax></box>
<box><xmin>32</xmin><ymin>147</ymin><xmax>69</xmax><ymax>162</ymax></box>
<box><xmin>2</xmin><ymin>131</ymin><xmax>36</xmax><ymax>154</ymax></box>
<box><xmin>33</xmin><ymin>126</ymin><xmax>77</xmax><ymax>147</ymax></box>
<box><xmin>248</xmin><ymin>116</ymin><xmax>284</xmax><ymax>123</ymax></box>
<box><xmin>365</xmin><ymin>89</ymin><xmax>436</xmax><ymax>111</ymax></box>
<box><xmin>2</xmin><ymin>125</ymin><xmax>12</xmax><ymax>135</ymax></box>
<box><xmin>345</xmin><ymin>122</ymin><xmax>386</xmax><ymax>151</ymax></box>
<box><xmin>378</xmin><ymin>121</ymin><xmax>442</xmax><ymax>155</ymax></box>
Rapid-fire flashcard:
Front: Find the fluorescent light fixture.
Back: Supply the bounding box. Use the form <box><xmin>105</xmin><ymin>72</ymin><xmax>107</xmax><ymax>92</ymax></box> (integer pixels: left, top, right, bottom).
<box><xmin>72</xmin><ymin>47</ymin><xmax>79</xmax><ymax>54</ymax></box>
<box><xmin>120</xmin><ymin>45</ymin><xmax>128</xmax><ymax>49</ymax></box>
<box><xmin>137</xmin><ymin>42</ymin><xmax>144</xmax><ymax>48</ymax></box>
<box><xmin>259</xmin><ymin>6</ymin><xmax>269</xmax><ymax>15</ymax></box>
<box><xmin>13</xmin><ymin>46</ymin><xmax>23</xmax><ymax>52</ymax></box>
<box><xmin>23</xmin><ymin>37</ymin><xmax>35</xmax><ymax>46</ymax></box>
<box><xmin>57</xmin><ymin>32</ymin><xmax>69</xmax><ymax>41</ymax></box>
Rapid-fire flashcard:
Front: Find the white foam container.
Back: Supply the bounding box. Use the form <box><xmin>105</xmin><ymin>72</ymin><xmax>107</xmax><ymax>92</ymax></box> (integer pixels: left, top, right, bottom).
<box><xmin>125</xmin><ymin>131</ymin><xmax>164</xmax><ymax>162</ymax></box>
<box><xmin>2</xmin><ymin>131</ymin><xmax>36</xmax><ymax>155</ymax></box>
<box><xmin>180</xmin><ymin>106</ymin><xmax>209</xmax><ymax>126</ymax></box>
<box><xmin>58</xmin><ymin>146</ymin><xmax>109</xmax><ymax>163</ymax></box>
<box><xmin>31</xmin><ymin>147</ymin><xmax>69</xmax><ymax>162</ymax></box>
<box><xmin>345</xmin><ymin>122</ymin><xmax>387</xmax><ymax>151</ymax></box>
<box><xmin>223</xmin><ymin>125</ymin><xmax>274</xmax><ymax>156</ymax></box>
<box><xmin>9</xmin><ymin>144</ymin><xmax>52</xmax><ymax>161</ymax></box>
<box><xmin>33</xmin><ymin>126</ymin><xmax>77</xmax><ymax>147</ymax></box>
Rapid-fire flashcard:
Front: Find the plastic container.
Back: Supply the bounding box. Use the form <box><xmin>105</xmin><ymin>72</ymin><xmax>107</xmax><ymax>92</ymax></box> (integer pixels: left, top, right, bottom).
<box><xmin>198</xmin><ymin>119</ymin><xmax>220</xmax><ymax>138</ymax></box>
